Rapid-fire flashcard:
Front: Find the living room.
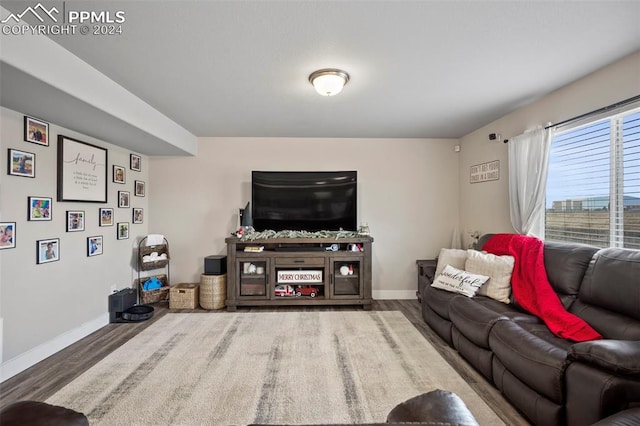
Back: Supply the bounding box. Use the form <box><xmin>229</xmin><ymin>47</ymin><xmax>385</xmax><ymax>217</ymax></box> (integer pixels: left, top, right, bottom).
<box><xmin>1</xmin><ymin>1</ymin><xmax>639</xmax><ymax>424</ymax></box>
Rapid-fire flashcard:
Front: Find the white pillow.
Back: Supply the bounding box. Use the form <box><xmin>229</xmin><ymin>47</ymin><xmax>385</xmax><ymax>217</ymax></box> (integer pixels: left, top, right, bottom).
<box><xmin>431</xmin><ymin>264</ymin><xmax>490</xmax><ymax>298</ymax></box>
<box><xmin>434</xmin><ymin>248</ymin><xmax>468</xmax><ymax>278</ymax></box>
<box><xmin>465</xmin><ymin>249</ymin><xmax>514</xmax><ymax>304</ymax></box>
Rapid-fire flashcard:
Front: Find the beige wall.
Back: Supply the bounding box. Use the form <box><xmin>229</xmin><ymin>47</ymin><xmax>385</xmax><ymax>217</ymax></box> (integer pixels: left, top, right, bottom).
<box><xmin>149</xmin><ymin>137</ymin><xmax>460</xmax><ymax>298</ymax></box>
<box><xmin>0</xmin><ymin>107</ymin><xmax>149</xmax><ymax>376</ymax></box>
<box><xmin>458</xmin><ymin>51</ymin><xmax>640</xmax><ymax>245</ymax></box>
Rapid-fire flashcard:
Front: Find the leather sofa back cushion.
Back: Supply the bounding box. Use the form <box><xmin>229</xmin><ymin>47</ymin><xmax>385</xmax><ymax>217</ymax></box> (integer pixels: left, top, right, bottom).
<box><xmin>579</xmin><ymin>248</ymin><xmax>640</xmax><ymax>321</ymax></box>
<box><xmin>570</xmin><ymin>300</ymin><xmax>640</xmax><ymax>340</ymax></box>
<box><xmin>543</xmin><ymin>241</ymin><xmax>599</xmax><ymax>298</ymax></box>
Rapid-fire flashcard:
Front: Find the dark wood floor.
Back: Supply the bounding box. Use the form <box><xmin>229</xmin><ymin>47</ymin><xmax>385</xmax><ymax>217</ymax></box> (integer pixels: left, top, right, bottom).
<box><xmin>0</xmin><ymin>300</ymin><xmax>529</xmax><ymax>425</ymax></box>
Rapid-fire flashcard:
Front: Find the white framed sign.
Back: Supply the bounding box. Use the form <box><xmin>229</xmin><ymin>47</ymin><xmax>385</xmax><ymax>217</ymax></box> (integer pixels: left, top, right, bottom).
<box><xmin>57</xmin><ymin>135</ymin><xmax>108</xmax><ymax>202</ymax></box>
<box><xmin>277</xmin><ymin>270</ymin><xmax>323</xmax><ymax>283</ymax></box>
<box><xmin>470</xmin><ymin>160</ymin><xmax>500</xmax><ymax>184</ymax></box>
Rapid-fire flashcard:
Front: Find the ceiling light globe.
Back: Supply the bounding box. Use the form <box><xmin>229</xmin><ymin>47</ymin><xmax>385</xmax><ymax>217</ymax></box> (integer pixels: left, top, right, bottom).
<box><xmin>309</xmin><ymin>69</ymin><xmax>349</xmax><ymax>96</ymax></box>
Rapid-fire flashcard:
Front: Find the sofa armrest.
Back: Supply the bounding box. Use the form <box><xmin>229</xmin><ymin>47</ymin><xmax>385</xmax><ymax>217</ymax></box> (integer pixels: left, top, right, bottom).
<box><xmin>569</xmin><ymin>340</ymin><xmax>640</xmax><ymax>377</ymax></box>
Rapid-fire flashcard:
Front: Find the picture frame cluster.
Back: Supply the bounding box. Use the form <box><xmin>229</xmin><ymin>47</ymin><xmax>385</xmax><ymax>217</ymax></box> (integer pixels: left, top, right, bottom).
<box><xmin>4</xmin><ymin>115</ymin><xmax>147</xmax><ymax>262</ymax></box>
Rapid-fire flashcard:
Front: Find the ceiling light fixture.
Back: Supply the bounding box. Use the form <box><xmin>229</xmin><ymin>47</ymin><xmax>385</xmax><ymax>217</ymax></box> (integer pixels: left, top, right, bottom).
<box><xmin>309</xmin><ymin>69</ymin><xmax>350</xmax><ymax>96</ymax></box>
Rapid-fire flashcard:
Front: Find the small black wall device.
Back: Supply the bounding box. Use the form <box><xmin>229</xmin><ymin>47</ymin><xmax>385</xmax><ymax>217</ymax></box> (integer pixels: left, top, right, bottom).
<box><xmin>109</xmin><ymin>288</ymin><xmax>138</xmax><ymax>323</ymax></box>
<box><xmin>204</xmin><ymin>255</ymin><xmax>227</xmax><ymax>275</ymax></box>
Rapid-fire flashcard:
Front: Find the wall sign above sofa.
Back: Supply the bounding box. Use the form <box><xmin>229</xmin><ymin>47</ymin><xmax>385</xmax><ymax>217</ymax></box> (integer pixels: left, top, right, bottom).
<box><xmin>470</xmin><ymin>160</ymin><xmax>500</xmax><ymax>183</ymax></box>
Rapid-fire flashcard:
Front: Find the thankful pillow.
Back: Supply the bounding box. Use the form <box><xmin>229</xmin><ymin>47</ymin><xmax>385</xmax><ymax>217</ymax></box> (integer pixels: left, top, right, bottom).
<box><xmin>434</xmin><ymin>248</ymin><xmax>468</xmax><ymax>278</ymax></box>
<box><xmin>465</xmin><ymin>249</ymin><xmax>514</xmax><ymax>304</ymax></box>
<box><xmin>431</xmin><ymin>264</ymin><xmax>490</xmax><ymax>298</ymax></box>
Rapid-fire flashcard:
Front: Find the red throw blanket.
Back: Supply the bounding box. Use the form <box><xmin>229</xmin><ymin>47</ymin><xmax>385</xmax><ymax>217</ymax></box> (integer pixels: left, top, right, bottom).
<box><xmin>483</xmin><ymin>233</ymin><xmax>602</xmax><ymax>342</ymax></box>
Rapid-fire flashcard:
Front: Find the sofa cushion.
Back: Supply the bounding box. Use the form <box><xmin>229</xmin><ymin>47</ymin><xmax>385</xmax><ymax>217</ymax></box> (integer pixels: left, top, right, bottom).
<box><xmin>570</xmin><ymin>300</ymin><xmax>640</xmax><ymax>340</ymax></box>
<box><xmin>423</xmin><ymin>285</ymin><xmax>460</xmax><ymax>320</ymax></box>
<box><xmin>422</xmin><ymin>301</ymin><xmax>454</xmax><ymax>345</ymax></box>
<box><xmin>449</xmin><ymin>296</ymin><xmax>507</xmax><ymax>349</ymax></box>
<box><xmin>489</xmin><ymin>320</ymin><xmax>571</xmax><ymax>403</ymax></box>
<box><xmin>568</xmin><ymin>340</ymin><xmax>640</xmax><ymax>377</ymax></box>
<box><xmin>578</xmin><ymin>248</ymin><xmax>640</xmax><ymax>321</ymax></box>
<box><xmin>472</xmin><ymin>297</ymin><xmax>541</xmax><ymax>323</ymax></box>
<box><xmin>465</xmin><ymin>249</ymin><xmax>514</xmax><ymax>303</ymax></box>
<box><xmin>543</xmin><ymin>241</ymin><xmax>599</xmax><ymax>302</ymax></box>
<box><xmin>434</xmin><ymin>248</ymin><xmax>467</xmax><ymax>277</ymax></box>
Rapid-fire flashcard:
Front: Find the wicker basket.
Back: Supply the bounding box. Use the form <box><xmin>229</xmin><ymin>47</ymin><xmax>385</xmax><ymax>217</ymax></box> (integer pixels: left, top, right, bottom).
<box><xmin>136</xmin><ymin>274</ymin><xmax>170</xmax><ymax>304</ymax></box>
<box><xmin>170</xmin><ymin>283</ymin><xmax>199</xmax><ymax>309</ymax></box>
<box><xmin>139</xmin><ymin>244</ymin><xmax>170</xmax><ymax>271</ymax></box>
<box><xmin>200</xmin><ymin>274</ymin><xmax>226</xmax><ymax>310</ymax></box>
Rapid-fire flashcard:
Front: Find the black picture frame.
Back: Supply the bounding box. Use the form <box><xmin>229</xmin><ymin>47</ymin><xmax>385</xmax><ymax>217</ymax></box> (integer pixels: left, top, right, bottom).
<box><xmin>28</xmin><ymin>196</ymin><xmax>52</xmax><ymax>221</ymax></box>
<box><xmin>99</xmin><ymin>208</ymin><xmax>114</xmax><ymax>226</ymax></box>
<box><xmin>66</xmin><ymin>210</ymin><xmax>85</xmax><ymax>232</ymax></box>
<box><xmin>57</xmin><ymin>135</ymin><xmax>108</xmax><ymax>203</ymax></box>
<box><xmin>113</xmin><ymin>165</ymin><xmax>126</xmax><ymax>184</ymax></box>
<box><xmin>134</xmin><ymin>180</ymin><xmax>145</xmax><ymax>197</ymax></box>
<box><xmin>133</xmin><ymin>208</ymin><xmax>143</xmax><ymax>224</ymax></box>
<box><xmin>117</xmin><ymin>222</ymin><xmax>129</xmax><ymax>240</ymax></box>
<box><xmin>118</xmin><ymin>191</ymin><xmax>130</xmax><ymax>208</ymax></box>
<box><xmin>8</xmin><ymin>148</ymin><xmax>35</xmax><ymax>178</ymax></box>
<box><xmin>87</xmin><ymin>235</ymin><xmax>103</xmax><ymax>257</ymax></box>
<box><xmin>0</xmin><ymin>222</ymin><xmax>16</xmax><ymax>250</ymax></box>
<box><xmin>24</xmin><ymin>116</ymin><xmax>49</xmax><ymax>146</ymax></box>
<box><xmin>130</xmin><ymin>154</ymin><xmax>141</xmax><ymax>172</ymax></box>
<box><xmin>37</xmin><ymin>238</ymin><xmax>59</xmax><ymax>264</ymax></box>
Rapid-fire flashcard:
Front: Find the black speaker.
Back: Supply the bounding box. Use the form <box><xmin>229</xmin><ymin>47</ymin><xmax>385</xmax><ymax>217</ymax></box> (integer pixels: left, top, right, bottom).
<box><xmin>205</xmin><ymin>255</ymin><xmax>227</xmax><ymax>275</ymax></box>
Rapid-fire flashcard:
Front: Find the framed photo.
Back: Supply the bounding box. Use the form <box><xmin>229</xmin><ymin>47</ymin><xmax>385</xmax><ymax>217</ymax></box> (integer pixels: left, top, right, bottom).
<box><xmin>113</xmin><ymin>165</ymin><xmax>125</xmax><ymax>184</ymax></box>
<box><xmin>8</xmin><ymin>149</ymin><xmax>35</xmax><ymax>178</ymax></box>
<box><xmin>134</xmin><ymin>180</ymin><xmax>145</xmax><ymax>197</ymax></box>
<box><xmin>28</xmin><ymin>196</ymin><xmax>52</xmax><ymax>221</ymax></box>
<box><xmin>118</xmin><ymin>191</ymin><xmax>130</xmax><ymax>208</ymax></box>
<box><xmin>117</xmin><ymin>222</ymin><xmax>129</xmax><ymax>240</ymax></box>
<box><xmin>130</xmin><ymin>154</ymin><xmax>141</xmax><ymax>172</ymax></box>
<box><xmin>87</xmin><ymin>235</ymin><xmax>103</xmax><ymax>257</ymax></box>
<box><xmin>37</xmin><ymin>238</ymin><xmax>59</xmax><ymax>264</ymax></box>
<box><xmin>99</xmin><ymin>207</ymin><xmax>114</xmax><ymax>226</ymax></box>
<box><xmin>24</xmin><ymin>116</ymin><xmax>49</xmax><ymax>146</ymax></box>
<box><xmin>0</xmin><ymin>222</ymin><xmax>16</xmax><ymax>250</ymax></box>
<box><xmin>57</xmin><ymin>135</ymin><xmax>107</xmax><ymax>203</ymax></box>
<box><xmin>133</xmin><ymin>208</ymin><xmax>144</xmax><ymax>224</ymax></box>
<box><xmin>66</xmin><ymin>210</ymin><xmax>85</xmax><ymax>232</ymax></box>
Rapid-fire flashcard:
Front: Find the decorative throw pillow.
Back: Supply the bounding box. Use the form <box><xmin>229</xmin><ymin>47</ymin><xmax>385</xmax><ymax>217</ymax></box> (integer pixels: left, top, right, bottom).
<box><xmin>434</xmin><ymin>248</ymin><xmax>468</xmax><ymax>278</ymax></box>
<box><xmin>431</xmin><ymin>264</ymin><xmax>490</xmax><ymax>298</ymax></box>
<box><xmin>465</xmin><ymin>249</ymin><xmax>515</xmax><ymax>304</ymax></box>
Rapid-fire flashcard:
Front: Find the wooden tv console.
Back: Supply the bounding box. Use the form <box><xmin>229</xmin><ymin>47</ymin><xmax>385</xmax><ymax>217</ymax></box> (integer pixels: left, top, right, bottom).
<box><xmin>225</xmin><ymin>236</ymin><xmax>373</xmax><ymax>311</ymax></box>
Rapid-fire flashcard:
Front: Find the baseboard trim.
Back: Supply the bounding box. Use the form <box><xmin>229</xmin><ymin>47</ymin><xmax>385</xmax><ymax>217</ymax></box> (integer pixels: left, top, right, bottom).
<box><xmin>1</xmin><ymin>313</ymin><xmax>109</xmax><ymax>383</ymax></box>
<box><xmin>373</xmin><ymin>290</ymin><xmax>417</xmax><ymax>300</ymax></box>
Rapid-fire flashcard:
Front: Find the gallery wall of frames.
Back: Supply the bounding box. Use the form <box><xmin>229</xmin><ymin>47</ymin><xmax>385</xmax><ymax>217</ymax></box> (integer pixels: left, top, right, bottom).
<box><xmin>0</xmin><ymin>106</ymin><xmax>150</xmax><ymax>364</ymax></box>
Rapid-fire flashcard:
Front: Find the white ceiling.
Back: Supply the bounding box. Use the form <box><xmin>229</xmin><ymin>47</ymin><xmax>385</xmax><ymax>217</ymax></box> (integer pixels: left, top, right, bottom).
<box><xmin>2</xmin><ymin>1</ymin><xmax>640</xmax><ymax>149</ymax></box>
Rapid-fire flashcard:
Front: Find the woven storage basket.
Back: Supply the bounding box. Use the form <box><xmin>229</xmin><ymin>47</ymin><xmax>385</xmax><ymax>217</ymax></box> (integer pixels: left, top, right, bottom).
<box><xmin>139</xmin><ymin>244</ymin><xmax>170</xmax><ymax>271</ymax></box>
<box><xmin>170</xmin><ymin>283</ymin><xmax>199</xmax><ymax>309</ymax></box>
<box><xmin>136</xmin><ymin>274</ymin><xmax>170</xmax><ymax>304</ymax></box>
<box><xmin>200</xmin><ymin>274</ymin><xmax>226</xmax><ymax>310</ymax></box>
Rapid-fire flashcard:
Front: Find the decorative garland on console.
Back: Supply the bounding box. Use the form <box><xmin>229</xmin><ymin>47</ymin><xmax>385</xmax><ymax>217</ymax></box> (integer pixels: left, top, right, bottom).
<box><xmin>239</xmin><ymin>229</ymin><xmax>360</xmax><ymax>241</ymax></box>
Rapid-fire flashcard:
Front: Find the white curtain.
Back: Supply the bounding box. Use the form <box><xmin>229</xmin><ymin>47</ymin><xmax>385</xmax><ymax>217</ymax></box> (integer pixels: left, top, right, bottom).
<box><xmin>508</xmin><ymin>126</ymin><xmax>552</xmax><ymax>237</ymax></box>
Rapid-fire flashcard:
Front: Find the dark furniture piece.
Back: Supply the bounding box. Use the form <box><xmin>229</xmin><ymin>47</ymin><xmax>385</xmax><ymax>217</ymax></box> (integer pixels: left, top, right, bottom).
<box><xmin>421</xmin><ymin>234</ymin><xmax>640</xmax><ymax>426</ymax></box>
<box><xmin>0</xmin><ymin>401</ymin><xmax>89</xmax><ymax>426</ymax></box>
<box><xmin>416</xmin><ymin>259</ymin><xmax>437</xmax><ymax>302</ymax></box>
<box><xmin>225</xmin><ymin>236</ymin><xmax>373</xmax><ymax>311</ymax></box>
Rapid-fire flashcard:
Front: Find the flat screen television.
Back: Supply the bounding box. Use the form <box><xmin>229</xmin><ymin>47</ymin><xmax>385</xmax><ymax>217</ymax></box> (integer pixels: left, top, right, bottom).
<box><xmin>252</xmin><ymin>171</ymin><xmax>357</xmax><ymax>232</ymax></box>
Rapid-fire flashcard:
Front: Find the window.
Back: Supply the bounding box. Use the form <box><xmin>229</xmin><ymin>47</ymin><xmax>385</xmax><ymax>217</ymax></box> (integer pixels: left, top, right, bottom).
<box><xmin>545</xmin><ymin>108</ymin><xmax>640</xmax><ymax>249</ymax></box>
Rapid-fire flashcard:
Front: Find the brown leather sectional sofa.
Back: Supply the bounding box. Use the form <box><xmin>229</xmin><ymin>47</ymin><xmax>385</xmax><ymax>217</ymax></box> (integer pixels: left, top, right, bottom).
<box><xmin>421</xmin><ymin>235</ymin><xmax>640</xmax><ymax>426</ymax></box>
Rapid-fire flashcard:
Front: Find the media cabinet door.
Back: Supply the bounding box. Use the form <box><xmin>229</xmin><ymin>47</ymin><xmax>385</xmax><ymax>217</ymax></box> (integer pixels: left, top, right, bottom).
<box><xmin>330</xmin><ymin>257</ymin><xmax>363</xmax><ymax>299</ymax></box>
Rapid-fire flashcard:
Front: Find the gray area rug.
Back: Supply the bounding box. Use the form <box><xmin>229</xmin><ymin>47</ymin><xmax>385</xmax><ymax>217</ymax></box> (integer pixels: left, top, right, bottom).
<box><xmin>47</xmin><ymin>311</ymin><xmax>503</xmax><ymax>425</ymax></box>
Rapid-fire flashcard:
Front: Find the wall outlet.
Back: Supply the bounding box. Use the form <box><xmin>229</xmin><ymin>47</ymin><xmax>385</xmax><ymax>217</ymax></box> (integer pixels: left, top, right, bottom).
<box><xmin>110</xmin><ymin>284</ymin><xmax>117</xmax><ymax>293</ymax></box>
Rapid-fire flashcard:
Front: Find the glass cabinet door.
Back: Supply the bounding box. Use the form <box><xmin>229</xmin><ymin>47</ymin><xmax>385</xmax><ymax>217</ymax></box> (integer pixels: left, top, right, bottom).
<box><xmin>238</xmin><ymin>259</ymin><xmax>268</xmax><ymax>297</ymax></box>
<box><xmin>332</xmin><ymin>259</ymin><xmax>362</xmax><ymax>297</ymax></box>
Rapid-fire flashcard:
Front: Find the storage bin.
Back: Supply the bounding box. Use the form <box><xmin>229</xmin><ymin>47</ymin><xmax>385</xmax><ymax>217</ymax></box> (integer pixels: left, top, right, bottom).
<box><xmin>169</xmin><ymin>283</ymin><xmax>199</xmax><ymax>309</ymax></box>
<box><xmin>135</xmin><ymin>274</ymin><xmax>170</xmax><ymax>304</ymax></box>
<box><xmin>200</xmin><ymin>274</ymin><xmax>226</xmax><ymax>310</ymax></box>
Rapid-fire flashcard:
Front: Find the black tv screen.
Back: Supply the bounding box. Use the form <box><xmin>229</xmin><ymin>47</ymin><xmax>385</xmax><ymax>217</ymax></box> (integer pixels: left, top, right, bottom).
<box><xmin>252</xmin><ymin>171</ymin><xmax>357</xmax><ymax>232</ymax></box>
